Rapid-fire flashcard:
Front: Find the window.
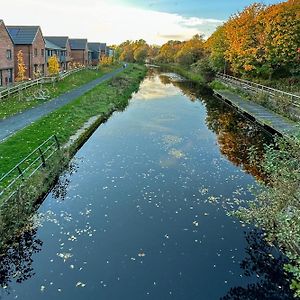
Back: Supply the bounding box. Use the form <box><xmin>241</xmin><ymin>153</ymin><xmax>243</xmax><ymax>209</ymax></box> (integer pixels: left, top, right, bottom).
<box><xmin>41</xmin><ymin>49</ymin><xmax>44</xmax><ymax>56</ymax></box>
<box><xmin>6</xmin><ymin>49</ymin><xmax>12</xmax><ymax>60</ymax></box>
<box><xmin>34</xmin><ymin>48</ymin><xmax>38</xmax><ymax>56</ymax></box>
<box><xmin>47</xmin><ymin>50</ymin><xmax>51</xmax><ymax>57</ymax></box>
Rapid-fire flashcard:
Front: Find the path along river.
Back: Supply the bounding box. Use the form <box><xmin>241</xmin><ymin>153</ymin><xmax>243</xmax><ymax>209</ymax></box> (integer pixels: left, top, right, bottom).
<box><xmin>0</xmin><ymin>68</ymin><xmax>294</xmax><ymax>299</ymax></box>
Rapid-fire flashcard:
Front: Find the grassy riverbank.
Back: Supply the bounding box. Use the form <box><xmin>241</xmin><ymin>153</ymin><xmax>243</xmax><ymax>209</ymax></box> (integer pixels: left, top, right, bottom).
<box><xmin>0</xmin><ymin>64</ymin><xmax>147</xmax><ymax>248</ymax></box>
<box><xmin>0</xmin><ymin>64</ymin><xmax>147</xmax><ymax>178</ymax></box>
<box><xmin>0</xmin><ymin>65</ymin><xmax>120</xmax><ymax>120</ymax></box>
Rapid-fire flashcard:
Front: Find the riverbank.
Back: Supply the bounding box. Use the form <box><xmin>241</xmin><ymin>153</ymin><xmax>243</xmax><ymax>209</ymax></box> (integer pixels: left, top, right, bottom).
<box><xmin>0</xmin><ymin>63</ymin><xmax>147</xmax><ymax>250</ymax></box>
<box><xmin>0</xmin><ymin>65</ymin><xmax>120</xmax><ymax>120</ymax></box>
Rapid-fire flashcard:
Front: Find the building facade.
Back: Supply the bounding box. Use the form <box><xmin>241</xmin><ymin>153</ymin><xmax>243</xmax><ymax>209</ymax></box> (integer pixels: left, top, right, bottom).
<box><xmin>69</xmin><ymin>39</ymin><xmax>89</xmax><ymax>66</ymax></box>
<box><xmin>0</xmin><ymin>20</ymin><xmax>14</xmax><ymax>86</ymax></box>
<box><xmin>44</xmin><ymin>36</ymin><xmax>72</xmax><ymax>71</ymax></box>
<box><xmin>88</xmin><ymin>42</ymin><xmax>101</xmax><ymax>66</ymax></box>
<box><xmin>7</xmin><ymin>25</ymin><xmax>46</xmax><ymax>79</ymax></box>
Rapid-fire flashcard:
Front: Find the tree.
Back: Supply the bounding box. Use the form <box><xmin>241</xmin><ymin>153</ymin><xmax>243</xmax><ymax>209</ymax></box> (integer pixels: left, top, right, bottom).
<box><xmin>16</xmin><ymin>50</ymin><xmax>26</xmax><ymax>81</ymax></box>
<box><xmin>48</xmin><ymin>55</ymin><xmax>60</xmax><ymax>76</ymax></box>
<box><xmin>134</xmin><ymin>44</ymin><xmax>149</xmax><ymax>63</ymax></box>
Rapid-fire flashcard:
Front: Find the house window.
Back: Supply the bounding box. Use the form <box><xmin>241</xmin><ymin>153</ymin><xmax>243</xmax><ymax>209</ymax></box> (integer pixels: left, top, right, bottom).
<box><xmin>47</xmin><ymin>50</ymin><xmax>51</xmax><ymax>57</ymax></box>
<box><xmin>8</xmin><ymin>69</ymin><xmax>13</xmax><ymax>83</ymax></box>
<box><xmin>6</xmin><ymin>49</ymin><xmax>12</xmax><ymax>60</ymax></box>
<box><xmin>41</xmin><ymin>49</ymin><xmax>44</xmax><ymax>56</ymax></box>
<box><xmin>34</xmin><ymin>48</ymin><xmax>38</xmax><ymax>56</ymax></box>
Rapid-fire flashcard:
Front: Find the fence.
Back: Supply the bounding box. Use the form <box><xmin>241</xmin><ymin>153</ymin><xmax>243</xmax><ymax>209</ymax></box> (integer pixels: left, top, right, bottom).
<box><xmin>0</xmin><ymin>67</ymin><xmax>84</xmax><ymax>100</ymax></box>
<box><xmin>0</xmin><ymin>135</ymin><xmax>60</xmax><ymax>205</ymax></box>
<box><xmin>216</xmin><ymin>73</ymin><xmax>300</xmax><ymax>108</ymax></box>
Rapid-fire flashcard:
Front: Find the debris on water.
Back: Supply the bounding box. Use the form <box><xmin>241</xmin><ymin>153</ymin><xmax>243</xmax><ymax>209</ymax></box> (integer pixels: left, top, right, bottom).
<box><xmin>76</xmin><ymin>282</ymin><xmax>86</xmax><ymax>288</ymax></box>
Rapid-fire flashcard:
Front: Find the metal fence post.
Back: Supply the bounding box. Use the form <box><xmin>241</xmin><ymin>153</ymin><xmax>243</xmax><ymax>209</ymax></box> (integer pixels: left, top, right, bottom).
<box><xmin>38</xmin><ymin>147</ymin><xmax>46</xmax><ymax>167</ymax></box>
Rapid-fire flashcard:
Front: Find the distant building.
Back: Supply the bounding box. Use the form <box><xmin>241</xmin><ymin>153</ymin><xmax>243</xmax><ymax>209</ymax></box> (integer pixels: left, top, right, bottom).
<box><xmin>0</xmin><ymin>20</ymin><xmax>14</xmax><ymax>86</ymax></box>
<box><xmin>44</xmin><ymin>36</ymin><xmax>72</xmax><ymax>71</ymax></box>
<box><xmin>7</xmin><ymin>25</ymin><xmax>46</xmax><ymax>79</ymax></box>
<box><xmin>106</xmin><ymin>47</ymin><xmax>115</xmax><ymax>58</ymax></box>
<box><xmin>69</xmin><ymin>39</ymin><xmax>89</xmax><ymax>66</ymax></box>
<box><xmin>44</xmin><ymin>39</ymin><xmax>62</xmax><ymax>74</ymax></box>
<box><xmin>88</xmin><ymin>42</ymin><xmax>101</xmax><ymax>66</ymax></box>
<box><xmin>99</xmin><ymin>43</ymin><xmax>106</xmax><ymax>58</ymax></box>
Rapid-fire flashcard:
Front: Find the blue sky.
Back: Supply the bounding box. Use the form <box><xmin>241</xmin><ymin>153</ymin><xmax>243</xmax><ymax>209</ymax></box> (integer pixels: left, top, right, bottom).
<box><xmin>2</xmin><ymin>0</ymin><xmax>284</xmax><ymax>45</ymax></box>
<box><xmin>117</xmin><ymin>0</ymin><xmax>283</xmax><ymax>19</ymax></box>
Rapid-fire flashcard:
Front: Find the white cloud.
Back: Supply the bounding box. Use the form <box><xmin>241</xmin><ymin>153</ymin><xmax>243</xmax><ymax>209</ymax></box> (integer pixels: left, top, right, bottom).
<box><xmin>2</xmin><ymin>0</ymin><xmax>223</xmax><ymax>45</ymax></box>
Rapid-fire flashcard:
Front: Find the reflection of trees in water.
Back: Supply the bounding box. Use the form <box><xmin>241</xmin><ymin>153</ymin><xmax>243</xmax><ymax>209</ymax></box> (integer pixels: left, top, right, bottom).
<box><xmin>51</xmin><ymin>161</ymin><xmax>78</xmax><ymax>201</ymax></box>
<box><xmin>159</xmin><ymin>70</ymin><xmax>272</xmax><ymax>180</ymax></box>
<box><xmin>0</xmin><ymin>227</ymin><xmax>42</xmax><ymax>291</ymax></box>
<box><xmin>221</xmin><ymin>229</ymin><xmax>295</xmax><ymax>300</ymax></box>
<box><xmin>204</xmin><ymin>97</ymin><xmax>272</xmax><ymax>181</ymax></box>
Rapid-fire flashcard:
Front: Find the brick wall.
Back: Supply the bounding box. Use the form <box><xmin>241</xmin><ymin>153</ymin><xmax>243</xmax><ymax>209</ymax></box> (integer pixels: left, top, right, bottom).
<box><xmin>71</xmin><ymin>49</ymin><xmax>88</xmax><ymax>66</ymax></box>
<box><xmin>13</xmin><ymin>28</ymin><xmax>45</xmax><ymax>79</ymax></box>
<box><xmin>0</xmin><ymin>21</ymin><xmax>14</xmax><ymax>86</ymax></box>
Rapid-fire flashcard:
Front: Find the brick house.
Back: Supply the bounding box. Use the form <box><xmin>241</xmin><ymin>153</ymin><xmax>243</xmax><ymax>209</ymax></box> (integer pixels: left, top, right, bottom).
<box><xmin>44</xmin><ymin>36</ymin><xmax>72</xmax><ymax>71</ymax></box>
<box><xmin>99</xmin><ymin>43</ymin><xmax>107</xmax><ymax>58</ymax></box>
<box><xmin>88</xmin><ymin>42</ymin><xmax>101</xmax><ymax>66</ymax></box>
<box><xmin>0</xmin><ymin>20</ymin><xmax>14</xmax><ymax>86</ymax></box>
<box><xmin>69</xmin><ymin>39</ymin><xmax>89</xmax><ymax>66</ymax></box>
<box><xmin>7</xmin><ymin>25</ymin><xmax>46</xmax><ymax>79</ymax></box>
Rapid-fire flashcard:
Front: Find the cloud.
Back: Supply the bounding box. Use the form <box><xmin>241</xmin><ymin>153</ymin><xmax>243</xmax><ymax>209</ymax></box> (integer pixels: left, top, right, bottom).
<box><xmin>2</xmin><ymin>0</ymin><xmax>223</xmax><ymax>45</ymax></box>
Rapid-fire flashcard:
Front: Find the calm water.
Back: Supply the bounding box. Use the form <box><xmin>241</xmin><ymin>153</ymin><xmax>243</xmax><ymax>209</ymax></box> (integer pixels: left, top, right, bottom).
<box><xmin>0</xmin><ymin>69</ymin><xmax>294</xmax><ymax>299</ymax></box>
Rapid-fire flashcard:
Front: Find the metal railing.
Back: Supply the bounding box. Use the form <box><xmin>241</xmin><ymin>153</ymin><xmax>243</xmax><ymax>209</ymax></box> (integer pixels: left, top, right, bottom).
<box><xmin>0</xmin><ymin>135</ymin><xmax>60</xmax><ymax>204</ymax></box>
<box><xmin>0</xmin><ymin>67</ymin><xmax>84</xmax><ymax>100</ymax></box>
<box><xmin>216</xmin><ymin>73</ymin><xmax>300</xmax><ymax>108</ymax></box>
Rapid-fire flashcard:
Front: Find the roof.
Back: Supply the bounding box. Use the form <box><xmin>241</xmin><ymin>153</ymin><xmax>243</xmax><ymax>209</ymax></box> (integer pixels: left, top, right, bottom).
<box><xmin>7</xmin><ymin>25</ymin><xmax>42</xmax><ymax>45</ymax></box>
<box><xmin>99</xmin><ymin>43</ymin><xmax>106</xmax><ymax>51</ymax></box>
<box><xmin>44</xmin><ymin>36</ymin><xmax>69</xmax><ymax>48</ymax></box>
<box><xmin>45</xmin><ymin>39</ymin><xmax>63</xmax><ymax>50</ymax></box>
<box><xmin>88</xmin><ymin>42</ymin><xmax>101</xmax><ymax>52</ymax></box>
<box><xmin>69</xmin><ymin>39</ymin><xmax>88</xmax><ymax>50</ymax></box>
<box><xmin>0</xmin><ymin>20</ymin><xmax>14</xmax><ymax>44</ymax></box>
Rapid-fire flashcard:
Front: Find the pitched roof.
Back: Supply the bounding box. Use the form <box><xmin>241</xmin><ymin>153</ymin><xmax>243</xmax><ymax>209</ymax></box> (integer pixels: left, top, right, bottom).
<box><xmin>45</xmin><ymin>39</ymin><xmax>63</xmax><ymax>50</ymax></box>
<box><xmin>88</xmin><ymin>42</ymin><xmax>101</xmax><ymax>52</ymax></box>
<box><xmin>69</xmin><ymin>39</ymin><xmax>88</xmax><ymax>50</ymax></box>
<box><xmin>7</xmin><ymin>25</ymin><xmax>42</xmax><ymax>45</ymax></box>
<box><xmin>44</xmin><ymin>36</ymin><xmax>69</xmax><ymax>48</ymax></box>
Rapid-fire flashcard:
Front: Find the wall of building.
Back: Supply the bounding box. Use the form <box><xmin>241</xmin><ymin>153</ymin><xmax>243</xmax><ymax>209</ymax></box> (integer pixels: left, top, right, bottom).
<box><xmin>0</xmin><ymin>21</ymin><xmax>14</xmax><ymax>86</ymax></box>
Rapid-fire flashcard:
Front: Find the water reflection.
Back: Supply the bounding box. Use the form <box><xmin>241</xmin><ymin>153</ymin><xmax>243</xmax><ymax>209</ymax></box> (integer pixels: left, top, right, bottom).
<box><xmin>0</xmin><ymin>67</ymin><xmax>291</xmax><ymax>299</ymax></box>
<box><xmin>0</xmin><ymin>228</ymin><xmax>42</xmax><ymax>290</ymax></box>
<box><xmin>164</xmin><ymin>76</ymin><xmax>272</xmax><ymax>181</ymax></box>
<box><xmin>221</xmin><ymin>230</ymin><xmax>293</xmax><ymax>299</ymax></box>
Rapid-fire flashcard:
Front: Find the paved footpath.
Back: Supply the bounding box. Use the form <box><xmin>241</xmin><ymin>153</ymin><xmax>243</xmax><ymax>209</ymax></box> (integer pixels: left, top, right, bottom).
<box><xmin>214</xmin><ymin>89</ymin><xmax>299</xmax><ymax>138</ymax></box>
<box><xmin>0</xmin><ymin>67</ymin><xmax>125</xmax><ymax>142</ymax></box>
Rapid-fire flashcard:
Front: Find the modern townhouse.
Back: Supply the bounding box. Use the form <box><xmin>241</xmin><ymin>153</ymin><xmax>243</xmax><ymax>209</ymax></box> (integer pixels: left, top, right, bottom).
<box><xmin>7</xmin><ymin>25</ymin><xmax>46</xmax><ymax>79</ymax></box>
<box><xmin>0</xmin><ymin>20</ymin><xmax>14</xmax><ymax>86</ymax></box>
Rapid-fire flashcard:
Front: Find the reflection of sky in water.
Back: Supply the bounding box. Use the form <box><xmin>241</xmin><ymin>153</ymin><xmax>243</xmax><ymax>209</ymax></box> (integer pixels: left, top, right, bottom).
<box><xmin>131</xmin><ymin>75</ymin><xmax>179</xmax><ymax>100</ymax></box>
<box><xmin>0</xmin><ymin>70</ymin><xmax>292</xmax><ymax>299</ymax></box>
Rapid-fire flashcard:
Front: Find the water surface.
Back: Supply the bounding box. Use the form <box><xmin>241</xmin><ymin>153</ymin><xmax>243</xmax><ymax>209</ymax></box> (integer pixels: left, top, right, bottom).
<box><xmin>0</xmin><ymin>69</ymin><xmax>293</xmax><ymax>299</ymax></box>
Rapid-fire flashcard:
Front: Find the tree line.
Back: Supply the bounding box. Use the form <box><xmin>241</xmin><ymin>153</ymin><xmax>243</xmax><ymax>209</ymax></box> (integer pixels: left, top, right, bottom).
<box><xmin>115</xmin><ymin>0</ymin><xmax>299</xmax><ymax>81</ymax></box>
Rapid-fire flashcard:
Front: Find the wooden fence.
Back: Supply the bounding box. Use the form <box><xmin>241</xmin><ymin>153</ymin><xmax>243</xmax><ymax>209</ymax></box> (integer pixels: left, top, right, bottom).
<box><xmin>0</xmin><ymin>67</ymin><xmax>84</xmax><ymax>100</ymax></box>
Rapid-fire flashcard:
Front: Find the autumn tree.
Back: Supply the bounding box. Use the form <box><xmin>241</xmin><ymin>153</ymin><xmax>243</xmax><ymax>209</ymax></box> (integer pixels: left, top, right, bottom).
<box><xmin>48</xmin><ymin>55</ymin><xmax>60</xmax><ymax>76</ymax></box>
<box><xmin>16</xmin><ymin>50</ymin><xmax>26</xmax><ymax>81</ymax></box>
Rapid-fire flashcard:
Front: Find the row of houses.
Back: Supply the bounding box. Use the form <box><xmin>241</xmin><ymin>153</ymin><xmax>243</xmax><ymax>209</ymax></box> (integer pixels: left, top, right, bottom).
<box><xmin>0</xmin><ymin>19</ymin><xmax>114</xmax><ymax>86</ymax></box>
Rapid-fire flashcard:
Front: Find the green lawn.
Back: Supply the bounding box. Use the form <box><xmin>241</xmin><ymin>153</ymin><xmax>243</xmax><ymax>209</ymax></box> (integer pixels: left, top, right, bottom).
<box><xmin>0</xmin><ymin>64</ymin><xmax>147</xmax><ymax>178</ymax></box>
<box><xmin>0</xmin><ymin>65</ymin><xmax>120</xmax><ymax>120</ymax></box>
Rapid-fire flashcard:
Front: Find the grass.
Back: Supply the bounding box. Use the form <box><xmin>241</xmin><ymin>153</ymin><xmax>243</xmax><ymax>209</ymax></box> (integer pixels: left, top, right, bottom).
<box><xmin>0</xmin><ymin>64</ymin><xmax>147</xmax><ymax>179</ymax></box>
<box><xmin>0</xmin><ymin>64</ymin><xmax>120</xmax><ymax>120</ymax></box>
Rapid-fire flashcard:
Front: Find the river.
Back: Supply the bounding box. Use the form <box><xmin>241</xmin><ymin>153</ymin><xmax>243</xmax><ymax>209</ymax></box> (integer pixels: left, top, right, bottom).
<box><xmin>0</xmin><ymin>68</ymin><xmax>294</xmax><ymax>299</ymax></box>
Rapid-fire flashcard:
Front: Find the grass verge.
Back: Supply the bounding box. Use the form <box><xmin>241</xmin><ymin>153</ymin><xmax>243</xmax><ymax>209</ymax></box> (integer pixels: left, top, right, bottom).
<box><xmin>0</xmin><ymin>64</ymin><xmax>120</xmax><ymax>120</ymax></box>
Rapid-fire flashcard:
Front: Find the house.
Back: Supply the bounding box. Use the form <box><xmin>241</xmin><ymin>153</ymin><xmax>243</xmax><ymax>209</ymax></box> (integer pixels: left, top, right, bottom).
<box><xmin>69</xmin><ymin>39</ymin><xmax>89</xmax><ymax>66</ymax></box>
<box><xmin>45</xmin><ymin>38</ymin><xmax>63</xmax><ymax>73</ymax></box>
<box><xmin>44</xmin><ymin>36</ymin><xmax>72</xmax><ymax>71</ymax></box>
<box><xmin>106</xmin><ymin>46</ymin><xmax>115</xmax><ymax>58</ymax></box>
<box><xmin>88</xmin><ymin>42</ymin><xmax>101</xmax><ymax>66</ymax></box>
<box><xmin>7</xmin><ymin>25</ymin><xmax>46</xmax><ymax>79</ymax></box>
<box><xmin>99</xmin><ymin>43</ymin><xmax>106</xmax><ymax>58</ymax></box>
<box><xmin>0</xmin><ymin>20</ymin><xmax>14</xmax><ymax>86</ymax></box>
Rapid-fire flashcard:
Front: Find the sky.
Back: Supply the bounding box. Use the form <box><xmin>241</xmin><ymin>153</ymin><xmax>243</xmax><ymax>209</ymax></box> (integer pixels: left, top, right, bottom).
<box><xmin>1</xmin><ymin>0</ymin><xmax>283</xmax><ymax>45</ymax></box>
